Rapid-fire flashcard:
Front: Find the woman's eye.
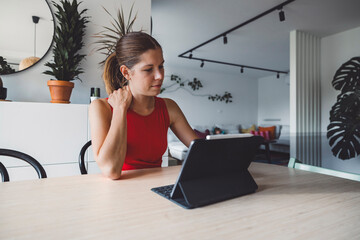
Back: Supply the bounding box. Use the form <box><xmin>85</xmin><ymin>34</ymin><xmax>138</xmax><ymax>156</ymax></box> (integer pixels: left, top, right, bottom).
<box><xmin>144</xmin><ymin>68</ymin><xmax>153</xmax><ymax>72</ymax></box>
<box><xmin>159</xmin><ymin>65</ymin><xmax>164</xmax><ymax>69</ymax></box>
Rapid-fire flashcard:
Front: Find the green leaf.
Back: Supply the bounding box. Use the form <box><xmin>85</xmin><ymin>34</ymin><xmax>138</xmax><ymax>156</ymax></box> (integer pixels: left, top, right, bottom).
<box><xmin>91</xmin><ymin>4</ymin><xmax>138</xmax><ymax>65</ymax></box>
<box><xmin>43</xmin><ymin>0</ymin><xmax>89</xmax><ymax>81</ymax></box>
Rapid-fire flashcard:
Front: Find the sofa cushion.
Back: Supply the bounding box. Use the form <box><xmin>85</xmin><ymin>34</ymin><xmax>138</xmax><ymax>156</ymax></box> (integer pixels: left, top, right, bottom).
<box><xmin>250</xmin><ymin>130</ymin><xmax>271</xmax><ymax>140</ymax></box>
<box><xmin>168</xmin><ymin>141</ymin><xmax>188</xmax><ymax>152</ymax></box>
<box><xmin>194</xmin><ymin>129</ymin><xmax>210</xmax><ymax>139</ymax></box>
<box><xmin>260</xmin><ymin>124</ymin><xmax>282</xmax><ymax>139</ymax></box>
<box><xmin>213</xmin><ymin>124</ymin><xmax>240</xmax><ymax>134</ymax></box>
<box><xmin>258</xmin><ymin>126</ymin><xmax>276</xmax><ymax>140</ymax></box>
<box><xmin>240</xmin><ymin>124</ymin><xmax>256</xmax><ymax>133</ymax></box>
<box><xmin>168</xmin><ymin>141</ymin><xmax>188</xmax><ymax>161</ymax></box>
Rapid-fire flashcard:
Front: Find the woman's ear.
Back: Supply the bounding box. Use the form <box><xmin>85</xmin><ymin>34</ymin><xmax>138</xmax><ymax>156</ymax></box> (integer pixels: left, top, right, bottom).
<box><xmin>120</xmin><ymin>65</ymin><xmax>131</xmax><ymax>80</ymax></box>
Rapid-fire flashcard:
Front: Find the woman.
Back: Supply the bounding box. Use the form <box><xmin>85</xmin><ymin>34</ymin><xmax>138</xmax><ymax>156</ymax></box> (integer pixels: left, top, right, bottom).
<box><xmin>89</xmin><ymin>32</ymin><xmax>198</xmax><ymax>180</ymax></box>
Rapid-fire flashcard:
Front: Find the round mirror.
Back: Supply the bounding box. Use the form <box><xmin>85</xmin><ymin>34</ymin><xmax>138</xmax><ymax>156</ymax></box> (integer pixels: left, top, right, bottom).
<box><xmin>0</xmin><ymin>0</ymin><xmax>55</xmax><ymax>74</ymax></box>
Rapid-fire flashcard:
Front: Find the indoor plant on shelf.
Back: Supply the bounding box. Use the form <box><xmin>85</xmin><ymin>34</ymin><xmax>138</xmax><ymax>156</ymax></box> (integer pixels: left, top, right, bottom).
<box><xmin>43</xmin><ymin>0</ymin><xmax>89</xmax><ymax>103</ymax></box>
<box><xmin>0</xmin><ymin>56</ymin><xmax>15</xmax><ymax>100</ymax></box>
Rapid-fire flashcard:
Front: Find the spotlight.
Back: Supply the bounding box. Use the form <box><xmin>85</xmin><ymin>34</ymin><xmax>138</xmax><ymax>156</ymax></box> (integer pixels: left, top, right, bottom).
<box><xmin>223</xmin><ymin>35</ymin><xmax>228</xmax><ymax>44</ymax></box>
<box><xmin>189</xmin><ymin>52</ymin><xmax>193</xmax><ymax>59</ymax></box>
<box><xmin>200</xmin><ymin>61</ymin><xmax>204</xmax><ymax>68</ymax></box>
<box><xmin>32</xmin><ymin>16</ymin><xmax>40</xmax><ymax>24</ymax></box>
<box><xmin>279</xmin><ymin>7</ymin><xmax>285</xmax><ymax>22</ymax></box>
<box><xmin>240</xmin><ymin>67</ymin><xmax>244</xmax><ymax>73</ymax></box>
<box><xmin>277</xmin><ymin>72</ymin><xmax>280</xmax><ymax>79</ymax></box>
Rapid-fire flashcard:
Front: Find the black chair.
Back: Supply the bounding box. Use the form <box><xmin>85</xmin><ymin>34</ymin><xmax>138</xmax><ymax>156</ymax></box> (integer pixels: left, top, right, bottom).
<box><xmin>79</xmin><ymin>140</ymin><xmax>92</xmax><ymax>175</ymax></box>
<box><xmin>0</xmin><ymin>162</ymin><xmax>9</xmax><ymax>182</ymax></box>
<box><xmin>0</xmin><ymin>148</ymin><xmax>47</xmax><ymax>182</ymax></box>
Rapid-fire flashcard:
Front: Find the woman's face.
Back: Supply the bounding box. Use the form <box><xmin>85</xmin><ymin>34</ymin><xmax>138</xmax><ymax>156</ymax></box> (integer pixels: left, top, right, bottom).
<box><xmin>127</xmin><ymin>48</ymin><xmax>164</xmax><ymax>97</ymax></box>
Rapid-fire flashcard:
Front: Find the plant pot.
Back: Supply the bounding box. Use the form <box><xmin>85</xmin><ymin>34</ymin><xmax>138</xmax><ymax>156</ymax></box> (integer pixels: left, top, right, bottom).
<box><xmin>0</xmin><ymin>87</ymin><xmax>7</xmax><ymax>100</ymax></box>
<box><xmin>47</xmin><ymin>80</ymin><xmax>74</xmax><ymax>104</ymax></box>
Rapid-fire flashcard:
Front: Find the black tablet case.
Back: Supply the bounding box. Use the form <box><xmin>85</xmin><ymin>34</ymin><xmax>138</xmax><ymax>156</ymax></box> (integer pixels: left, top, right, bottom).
<box><xmin>152</xmin><ymin>136</ymin><xmax>263</xmax><ymax>209</ymax></box>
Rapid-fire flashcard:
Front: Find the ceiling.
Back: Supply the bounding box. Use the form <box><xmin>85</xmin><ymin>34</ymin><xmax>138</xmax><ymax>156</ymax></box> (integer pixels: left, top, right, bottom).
<box><xmin>151</xmin><ymin>0</ymin><xmax>360</xmax><ymax>79</ymax></box>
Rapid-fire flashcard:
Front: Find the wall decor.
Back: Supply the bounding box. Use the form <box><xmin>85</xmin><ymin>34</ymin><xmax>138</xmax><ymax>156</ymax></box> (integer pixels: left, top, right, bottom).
<box><xmin>161</xmin><ymin>74</ymin><xmax>233</xmax><ymax>103</ymax></box>
<box><xmin>327</xmin><ymin>56</ymin><xmax>360</xmax><ymax>160</ymax></box>
<box><xmin>0</xmin><ymin>0</ymin><xmax>55</xmax><ymax>73</ymax></box>
<box><xmin>92</xmin><ymin>4</ymin><xmax>137</xmax><ymax>65</ymax></box>
<box><xmin>43</xmin><ymin>0</ymin><xmax>89</xmax><ymax>103</ymax></box>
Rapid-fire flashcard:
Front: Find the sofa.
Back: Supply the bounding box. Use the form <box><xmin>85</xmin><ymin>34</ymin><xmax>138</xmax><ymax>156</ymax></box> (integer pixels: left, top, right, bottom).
<box><xmin>167</xmin><ymin>124</ymin><xmax>290</xmax><ymax>161</ymax></box>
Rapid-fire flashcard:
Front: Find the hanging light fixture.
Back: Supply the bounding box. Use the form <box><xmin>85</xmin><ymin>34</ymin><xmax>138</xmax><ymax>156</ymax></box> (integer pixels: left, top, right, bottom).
<box><xmin>189</xmin><ymin>51</ymin><xmax>193</xmax><ymax>59</ymax></box>
<box><xmin>200</xmin><ymin>60</ymin><xmax>204</xmax><ymax>68</ymax></box>
<box><xmin>277</xmin><ymin>72</ymin><xmax>280</xmax><ymax>78</ymax></box>
<box><xmin>278</xmin><ymin>7</ymin><xmax>285</xmax><ymax>22</ymax></box>
<box><xmin>240</xmin><ymin>67</ymin><xmax>244</xmax><ymax>73</ymax></box>
<box><xmin>19</xmin><ymin>16</ymin><xmax>41</xmax><ymax>71</ymax></box>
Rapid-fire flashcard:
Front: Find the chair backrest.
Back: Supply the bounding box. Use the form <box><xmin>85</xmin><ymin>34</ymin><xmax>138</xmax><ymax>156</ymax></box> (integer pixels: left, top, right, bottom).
<box><xmin>0</xmin><ymin>149</ymin><xmax>47</xmax><ymax>182</ymax></box>
<box><xmin>79</xmin><ymin>140</ymin><xmax>92</xmax><ymax>175</ymax></box>
<box><xmin>288</xmin><ymin>158</ymin><xmax>360</xmax><ymax>182</ymax></box>
<box><xmin>0</xmin><ymin>162</ymin><xmax>9</xmax><ymax>182</ymax></box>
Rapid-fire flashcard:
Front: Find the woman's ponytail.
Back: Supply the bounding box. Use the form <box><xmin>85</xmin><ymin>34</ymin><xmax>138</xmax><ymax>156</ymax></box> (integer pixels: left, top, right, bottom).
<box><xmin>103</xmin><ymin>52</ymin><xmax>125</xmax><ymax>94</ymax></box>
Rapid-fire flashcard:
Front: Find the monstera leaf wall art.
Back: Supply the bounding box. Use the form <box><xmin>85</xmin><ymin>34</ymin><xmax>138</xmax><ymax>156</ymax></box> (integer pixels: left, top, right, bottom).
<box><xmin>327</xmin><ymin>57</ymin><xmax>360</xmax><ymax>160</ymax></box>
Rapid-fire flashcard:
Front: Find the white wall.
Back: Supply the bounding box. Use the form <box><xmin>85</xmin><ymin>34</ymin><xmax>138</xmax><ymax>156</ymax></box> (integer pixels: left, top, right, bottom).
<box><xmin>321</xmin><ymin>26</ymin><xmax>360</xmax><ymax>132</ymax></box>
<box><xmin>1</xmin><ymin>0</ymin><xmax>151</xmax><ymax>104</ymax></box>
<box><xmin>257</xmin><ymin>74</ymin><xmax>289</xmax><ymax>126</ymax></box>
<box><xmin>321</xmin><ymin>26</ymin><xmax>360</xmax><ymax>173</ymax></box>
<box><xmin>159</xmin><ymin>66</ymin><xmax>258</xmax><ymax>127</ymax></box>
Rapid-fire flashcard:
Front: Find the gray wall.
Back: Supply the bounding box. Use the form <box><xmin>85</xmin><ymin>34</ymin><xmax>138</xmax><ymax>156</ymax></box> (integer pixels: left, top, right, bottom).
<box><xmin>159</xmin><ymin>66</ymin><xmax>258</xmax><ymax>127</ymax></box>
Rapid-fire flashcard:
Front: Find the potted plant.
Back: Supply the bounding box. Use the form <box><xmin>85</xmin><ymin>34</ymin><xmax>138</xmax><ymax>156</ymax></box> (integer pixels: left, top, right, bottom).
<box><xmin>0</xmin><ymin>56</ymin><xmax>15</xmax><ymax>100</ymax></box>
<box><xmin>43</xmin><ymin>0</ymin><xmax>89</xmax><ymax>103</ymax></box>
<box><xmin>92</xmin><ymin>4</ymin><xmax>137</xmax><ymax>65</ymax></box>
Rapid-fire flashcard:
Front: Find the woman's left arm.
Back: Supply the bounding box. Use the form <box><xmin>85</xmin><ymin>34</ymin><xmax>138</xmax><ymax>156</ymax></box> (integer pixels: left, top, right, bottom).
<box><xmin>164</xmin><ymin>98</ymin><xmax>199</xmax><ymax>147</ymax></box>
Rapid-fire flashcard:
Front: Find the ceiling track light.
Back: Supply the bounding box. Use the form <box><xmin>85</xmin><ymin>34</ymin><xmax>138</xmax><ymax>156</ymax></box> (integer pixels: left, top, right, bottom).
<box><xmin>278</xmin><ymin>7</ymin><xmax>285</xmax><ymax>22</ymax></box>
<box><xmin>240</xmin><ymin>67</ymin><xmax>244</xmax><ymax>73</ymax></box>
<box><xmin>178</xmin><ymin>1</ymin><xmax>294</xmax><ymax>76</ymax></box>
<box><xmin>223</xmin><ymin>35</ymin><xmax>228</xmax><ymax>44</ymax></box>
<box><xmin>200</xmin><ymin>60</ymin><xmax>204</xmax><ymax>68</ymax></box>
<box><xmin>32</xmin><ymin>16</ymin><xmax>40</xmax><ymax>24</ymax></box>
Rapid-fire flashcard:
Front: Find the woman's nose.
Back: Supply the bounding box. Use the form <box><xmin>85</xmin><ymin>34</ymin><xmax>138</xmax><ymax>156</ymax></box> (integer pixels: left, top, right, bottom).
<box><xmin>154</xmin><ymin>68</ymin><xmax>164</xmax><ymax>80</ymax></box>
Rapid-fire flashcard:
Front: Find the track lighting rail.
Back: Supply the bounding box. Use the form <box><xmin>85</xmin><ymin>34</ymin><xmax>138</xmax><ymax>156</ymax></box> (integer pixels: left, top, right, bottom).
<box><xmin>179</xmin><ymin>56</ymin><xmax>288</xmax><ymax>74</ymax></box>
<box><xmin>178</xmin><ymin>0</ymin><xmax>296</xmax><ymax>76</ymax></box>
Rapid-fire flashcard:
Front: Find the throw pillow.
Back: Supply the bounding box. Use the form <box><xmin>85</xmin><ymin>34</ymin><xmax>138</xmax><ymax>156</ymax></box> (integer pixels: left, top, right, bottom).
<box><xmin>258</xmin><ymin>126</ymin><xmax>276</xmax><ymax>140</ymax></box>
<box><xmin>194</xmin><ymin>129</ymin><xmax>210</xmax><ymax>139</ymax></box>
<box><xmin>250</xmin><ymin>130</ymin><xmax>270</xmax><ymax>140</ymax></box>
<box><xmin>241</xmin><ymin>124</ymin><xmax>256</xmax><ymax>133</ymax></box>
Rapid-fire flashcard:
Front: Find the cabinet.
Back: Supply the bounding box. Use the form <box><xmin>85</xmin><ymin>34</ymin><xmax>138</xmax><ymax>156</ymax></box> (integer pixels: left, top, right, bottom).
<box><xmin>0</xmin><ymin>101</ymin><xmax>100</xmax><ymax>181</ymax></box>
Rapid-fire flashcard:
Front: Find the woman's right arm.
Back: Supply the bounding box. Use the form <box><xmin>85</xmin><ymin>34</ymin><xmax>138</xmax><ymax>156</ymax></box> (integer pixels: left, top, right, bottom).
<box><xmin>89</xmin><ymin>86</ymin><xmax>132</xmax><ymax>179</ymax></box>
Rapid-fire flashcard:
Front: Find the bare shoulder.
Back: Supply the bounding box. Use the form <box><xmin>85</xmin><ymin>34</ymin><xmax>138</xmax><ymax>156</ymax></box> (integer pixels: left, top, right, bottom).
<box><xmin>89</xmin><ymin>98</ymin><xmax>111</xmax><ymax>116</ymax></box>
<box><xmin>162</xmin><ymin>98</ymin><xmax>184</xmax><ymax>125</ymax></box>
<box><xmin>162</xmin><ymin>98</ymin><xmax>180</xmax><ymax>110</ymax></box>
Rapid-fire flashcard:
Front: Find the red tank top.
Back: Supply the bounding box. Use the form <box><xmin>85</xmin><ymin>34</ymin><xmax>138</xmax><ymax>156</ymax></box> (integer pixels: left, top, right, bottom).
<box><xmin>120</xmin><ymin>97</ymin><xmax>170</xmax><ymax>170</ymax></box>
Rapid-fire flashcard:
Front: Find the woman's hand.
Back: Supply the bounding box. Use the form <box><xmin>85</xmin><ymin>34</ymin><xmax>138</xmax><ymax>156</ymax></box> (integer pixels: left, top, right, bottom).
<box><xmin>107</xmin><ymin>85</ymin><xmax>132</xmax><ymax>111</ymax></box>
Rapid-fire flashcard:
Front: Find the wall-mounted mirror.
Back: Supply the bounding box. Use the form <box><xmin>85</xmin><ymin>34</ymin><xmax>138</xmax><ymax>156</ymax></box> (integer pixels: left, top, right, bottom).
<box><xmin>0</xmin><ymin>0</ymin><xmax>55</xmax><ymax>74</ymax></box>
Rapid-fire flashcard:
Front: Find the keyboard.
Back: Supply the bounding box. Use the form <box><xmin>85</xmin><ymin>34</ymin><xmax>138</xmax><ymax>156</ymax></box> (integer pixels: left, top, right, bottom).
<box><xmin>151</xmin><ymin>184</ymin><xmax>174</xmax><ymax>199</ymax></box>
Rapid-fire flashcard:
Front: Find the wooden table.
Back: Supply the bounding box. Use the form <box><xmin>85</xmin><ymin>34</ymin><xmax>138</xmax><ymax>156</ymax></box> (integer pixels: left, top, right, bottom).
<box><xmin>1</xmin><ymin>163</ymin><xmax>359</xmax><ymax>239</ymax></box>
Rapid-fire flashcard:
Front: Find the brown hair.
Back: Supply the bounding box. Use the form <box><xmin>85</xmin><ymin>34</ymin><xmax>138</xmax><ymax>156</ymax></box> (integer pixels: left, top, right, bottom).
<box><xmin>103</xmin><ymin>32</ymin><xmax>162</xmax><ymax>94</ymax></box>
